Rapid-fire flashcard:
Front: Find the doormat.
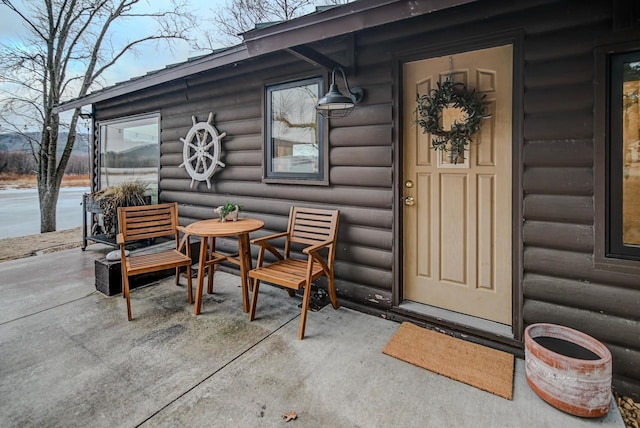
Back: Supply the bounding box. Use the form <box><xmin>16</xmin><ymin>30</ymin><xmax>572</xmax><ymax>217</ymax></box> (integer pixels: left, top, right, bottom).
<box><xmin>383</xmin><ymin>322</ymin><xmax>514</xmax><ymax>400</ymax></box>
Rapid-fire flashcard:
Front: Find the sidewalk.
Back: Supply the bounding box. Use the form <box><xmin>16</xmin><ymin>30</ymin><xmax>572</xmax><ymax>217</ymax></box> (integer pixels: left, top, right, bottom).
<box><xmin>0</xmin><ymin>247</ymin><xmax>625</xmax><ymax>427</ymax></box>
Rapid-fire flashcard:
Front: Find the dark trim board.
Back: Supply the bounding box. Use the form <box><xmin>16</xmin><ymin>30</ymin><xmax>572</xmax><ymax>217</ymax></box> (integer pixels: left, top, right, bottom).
<box><xmin>386</xmin><ymin>307</ymin><xmax>524</xmax><ymax>357</ymax></box>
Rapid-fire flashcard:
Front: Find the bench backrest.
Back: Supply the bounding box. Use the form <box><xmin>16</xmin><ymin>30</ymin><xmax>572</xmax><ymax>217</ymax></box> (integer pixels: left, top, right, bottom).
<box><xmin>117</xmin><ymin>203</ymin><xmax>180</xmax><ymax>243</ymax></box>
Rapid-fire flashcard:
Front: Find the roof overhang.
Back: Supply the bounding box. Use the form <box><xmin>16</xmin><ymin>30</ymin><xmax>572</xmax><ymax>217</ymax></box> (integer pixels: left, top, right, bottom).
<box><xmin>54</xmin><ymin>45</ymin><xmax>250</xmax><ymax>113</ymax></box>
<box><xmin>53</xmin><ymin>0</ymin><xmax>478</xmax><ymax>114</ymax></box>
<box><xmin>242</xmin><ymin>0</ymin><xmax>479</xmax><ymax>58</ymax></box>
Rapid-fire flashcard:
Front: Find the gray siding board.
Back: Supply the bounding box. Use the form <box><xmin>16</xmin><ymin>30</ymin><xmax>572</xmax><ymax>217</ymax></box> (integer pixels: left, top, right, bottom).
<box><xmin>523</xmin><ymin>21</ymin><xmax>610</xmax><ymax>61</ymax></box>
<box><xmin>523</xmin><ymin>111</ymin><xmax>594</xmax><ymax>141</ymax></box>
<box><xmin>523</xmin><ymin>167</ymin><xmax>593</xmax><ymax>196</ymax></box>
<box><xmin>524</xmin><ymin>54</ymin><xmax>594</xmax><ymax>88</ymax></box>
<box><xmin>161</xmin><ymin>180</ymin><xmax>393</xmax><ymax>208</ymax></box>
<box><xmin>523</xmin><ymin>300</ymin><xmax>640</xmax><ymax>353</ymax></box>
<box><xmin>329</xmin><ymin>124</ymin><xmax>392</xmax><ymax>147</ymax></box>
<box><xmin>330</xmin><ymin>166</ymin><xmax>392</xmax><ymax>188</ymax></box>
<box><xmin>335</xmin><ymin>279</ymin><xmax>393</xmax><ymax>309</ymax></box>
<box><xmin>340</xmin><ymin>226</ymin><xmax>393</xmax><ymax>251</ymax></box>
<box><xmin>523</xmin><ymin>194</ymin><xmax>593</xmax><ymax>224</ymax></box>
<box><xmin>525</xmin><ymin>247</ymin><xmax>640</xmax><ymax>289</ymax></box>
<box><xmin>524</xmin><ymin>83</ymin><xmax>593</xmax><ymax>114</ymax></box>
<box><xmin>334</xmin><ymin>262</ymin><xmax>393</xmax><ymax>291</ymax></box>
<box><xmin>331</xmin><ymin>147</ymin><xmax>391</xmax><ymax>167</ymax></box>
<box><xmin>159</xmin><ymin>166</ymin><xmax>261</xmax><ymax>182</ymax></box>
<box><xmin>334</xmin><ymin>103</ymin><xmax>392</xmax><ymax>127</ymax></box>
<box><xmin>523</xmin><ymin>140</ymin><xmax>593</xmax><ymax>167</ymax></box>
<box><xmin>337</xmin><ymin>244</ymin><xmax>393</xmax><ymax>270</ymax></box>
<box><xmin>523</xmin><ymin>221</ymin><xmax>593</xmax><ymax>253</ymax></box>
<box><xmin>609</xmin><ymin>348</ymin><xmax>640</xmax><ymax>391</ymax></box>
<box><xmin>524</xmin><ymin>273</ymin><xmax>640</xmax><ymax>320</ymax></box>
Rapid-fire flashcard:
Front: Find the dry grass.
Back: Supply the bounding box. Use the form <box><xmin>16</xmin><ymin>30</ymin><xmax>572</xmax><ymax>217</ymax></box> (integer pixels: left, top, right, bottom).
<box><xmin>0</xmin><ymin>173</ymin><xmax>90</xmax><ymax>190</ymax></box>
<box><xmin>0</xmin><ymin>227</ymin><xmax>83</xmax><ymax>263</ymax></box>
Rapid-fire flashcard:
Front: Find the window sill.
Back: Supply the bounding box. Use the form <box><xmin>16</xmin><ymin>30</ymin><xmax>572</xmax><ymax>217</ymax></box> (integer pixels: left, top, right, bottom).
<box><xmin>262</xmin><ymin>177</ymin><xmax>329</xmax><ymax>186</ymax></box>
<box><xmin>593</xmin><ymin>254</ymin><xmax>640</xmax><ymax>276</ymax></box>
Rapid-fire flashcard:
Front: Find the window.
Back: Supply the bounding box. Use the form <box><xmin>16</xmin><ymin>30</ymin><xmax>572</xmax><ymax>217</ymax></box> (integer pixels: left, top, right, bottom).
<box><xmin>98</xmin><ymin>114</ymin><xmax>160</xmax><ymax>202</ymax></box>
<box><xmin>608</xmin><ymin>51</ymin><xmax>640</xmax><ymax>260</ymax></box>
<box><xmin>264</xmin><ymin>77</ymin><xmax>326</xmax><ymax>183</ymax></box>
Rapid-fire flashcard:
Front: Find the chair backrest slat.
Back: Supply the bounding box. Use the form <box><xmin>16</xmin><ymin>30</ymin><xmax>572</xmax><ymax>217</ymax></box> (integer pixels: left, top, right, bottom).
<box><xmin>288</xmin><ymin>207</ymin><xmax>339</xmax><ymax>247</ymax></box>
<box><xmin>118</xmin><ymin>203</ymin><xmax>179</xmax><ymax>243</ymax></box>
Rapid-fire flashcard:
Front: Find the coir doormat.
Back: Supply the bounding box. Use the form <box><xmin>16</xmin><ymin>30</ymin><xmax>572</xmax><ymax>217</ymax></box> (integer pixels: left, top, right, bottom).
<box><xmin>383</xmin><ymin>322</ymin><xmax>514</xmax><ymax>400</ymax></box>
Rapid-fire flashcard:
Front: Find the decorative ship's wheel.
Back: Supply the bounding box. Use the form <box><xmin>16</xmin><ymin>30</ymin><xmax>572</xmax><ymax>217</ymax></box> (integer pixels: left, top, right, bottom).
<box><xmin>179</xmin><ymin>112</ymin><xmax>226</xmax><ymax>189</ymax></box>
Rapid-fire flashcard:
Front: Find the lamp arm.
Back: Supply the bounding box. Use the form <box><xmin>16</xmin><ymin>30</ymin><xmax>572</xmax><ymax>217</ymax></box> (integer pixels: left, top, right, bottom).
<box><xmin>335</xmin><ymin>67</ymin><xmax>364</xmax><ymax>104</ymax></box>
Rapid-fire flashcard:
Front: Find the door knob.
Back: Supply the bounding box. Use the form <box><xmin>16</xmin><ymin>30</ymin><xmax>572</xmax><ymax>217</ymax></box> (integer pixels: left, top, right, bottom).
<box><xmin>404</xmin><ymin>196</ymin><xmax>415</xmax><ymax>206</ymax></box>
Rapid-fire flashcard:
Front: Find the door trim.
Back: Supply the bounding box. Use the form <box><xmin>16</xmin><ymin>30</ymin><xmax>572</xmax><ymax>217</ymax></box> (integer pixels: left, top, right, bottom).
<box><xmin>391</xmin><ymin>30</ymin><xmax>525</xmax><ymax>344</ymax></box>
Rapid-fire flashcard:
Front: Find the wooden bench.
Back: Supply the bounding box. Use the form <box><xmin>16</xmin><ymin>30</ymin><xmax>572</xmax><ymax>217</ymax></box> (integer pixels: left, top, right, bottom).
<box><xmin>117</xmin><ymin>203</ymin><xmax>193</xmax><ymax>321</ymax></box>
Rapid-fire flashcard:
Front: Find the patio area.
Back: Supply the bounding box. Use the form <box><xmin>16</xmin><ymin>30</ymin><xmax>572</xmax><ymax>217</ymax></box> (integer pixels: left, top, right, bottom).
<box><xmin>0</xmin><ymin>246</ymin><xmax>625</xmax><ymax>427</ymax></box>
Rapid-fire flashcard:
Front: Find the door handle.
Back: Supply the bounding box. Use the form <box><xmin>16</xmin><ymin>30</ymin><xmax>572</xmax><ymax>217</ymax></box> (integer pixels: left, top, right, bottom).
<box><xmin>404</xmin><ymin>196</ymin><xmax>415</xmax><ymax>206</ymax></box>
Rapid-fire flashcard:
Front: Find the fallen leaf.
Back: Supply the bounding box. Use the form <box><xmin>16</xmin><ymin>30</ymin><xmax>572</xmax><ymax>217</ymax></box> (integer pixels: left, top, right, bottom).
<box><xmin>282</xmin><ymin>410</ymin><xmax>297</xmax><ymax>422</ymax></box>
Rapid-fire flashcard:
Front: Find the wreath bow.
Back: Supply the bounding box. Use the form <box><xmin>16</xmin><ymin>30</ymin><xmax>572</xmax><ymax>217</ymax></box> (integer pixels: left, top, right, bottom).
<box><xmin>416</xmin><ymin>80</ymin><xmax>489</xmax><ymax>164</ymax></box>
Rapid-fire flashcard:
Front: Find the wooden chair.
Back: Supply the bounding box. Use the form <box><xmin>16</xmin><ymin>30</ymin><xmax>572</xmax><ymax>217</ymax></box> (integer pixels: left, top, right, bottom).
<box><xmin>117</xmin><ymin>202</ymin><xmax>193</xmax><ymax>321</ymax></box>
<box><xmin>248</xmin><ymin>207</ymin><xmax>340</xmax><ymax>339</ymax></box>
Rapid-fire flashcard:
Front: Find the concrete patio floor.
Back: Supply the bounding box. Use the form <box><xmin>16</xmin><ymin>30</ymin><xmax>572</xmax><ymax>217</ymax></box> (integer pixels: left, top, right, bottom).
<box><xmin>0</xmin><ymin>246</ymin><xmax>625</xmax><ymax>428</ymax></box>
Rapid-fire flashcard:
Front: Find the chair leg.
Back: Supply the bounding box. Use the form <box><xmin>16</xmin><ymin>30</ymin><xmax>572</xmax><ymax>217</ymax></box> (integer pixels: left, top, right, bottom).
<box><xmin>175</xmin><ymin>267</ymin><xmax>180</xmax><ymax>286</ymax></box>
<box><xmin>249</xmin><ymin>279</ymin><xmax>260</xmax><ymax>321</ymax></box>
<box><xmin>207</xmin><ymin>265</ymin><xmax>215</xmax><ymax>294</ymax></box>
<box><xmin>298</xmin><ymin>282</ymin><xmax>313</xmax><ymax>340</ymax></box>
<box><xmin>207</xmin><ymin>237</ymin><xmax>215</xmax><ymax>294</ymax></box>
<box><xmin>327</xmin><ymin>273</ymin><xmax>340</xmax><ymax>310</ymax></box>
<box><xmin>186</xmin><ymin>264</ymin><xmax>193</xmax><ymax>304</ymax></box>
<box><xmin>122</xmin><ymin>273</ymin><xmax>132</xmax><ymax>321</ymax></box>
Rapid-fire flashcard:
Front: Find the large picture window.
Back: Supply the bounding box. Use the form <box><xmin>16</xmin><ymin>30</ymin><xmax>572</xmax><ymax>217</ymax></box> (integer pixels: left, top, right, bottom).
<box><xmin>609</xmin><ymin>51</ymin><xmax>640</xmax><ymax>260</ymax></box>
<box><xmin>264</xmin><ymin>77</ymin><xmax>325</xmax><ymax>182</ymax></box>
<box><xmin>99</xmin><ymin>114</ymin><xmax>160</xmax><ymax>202</ymax></box>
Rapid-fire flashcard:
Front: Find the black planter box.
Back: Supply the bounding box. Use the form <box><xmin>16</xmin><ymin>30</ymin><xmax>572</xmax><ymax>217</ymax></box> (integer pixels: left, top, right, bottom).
<box><xmin>95</xmin><ymin>240</ymin><xmax>199</xmax><ymax>296</ymax></box>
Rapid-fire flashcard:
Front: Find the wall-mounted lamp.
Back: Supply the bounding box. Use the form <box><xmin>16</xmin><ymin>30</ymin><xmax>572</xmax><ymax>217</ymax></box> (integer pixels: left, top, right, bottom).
<box><xmin>316</xmin><ymin>67</ymin><xmax>364</xmax><ymax>119</ymax></box>
<box><xmin>79</xmin><ymin>111</ymin><xmax>93</xmax><ymax>120</ymax></box>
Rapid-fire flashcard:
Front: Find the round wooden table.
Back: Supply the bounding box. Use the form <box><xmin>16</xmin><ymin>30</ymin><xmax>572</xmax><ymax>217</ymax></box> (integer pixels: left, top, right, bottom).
<box><xmin>183</xmin><ymin>218</ymin><xmax>264</xmax><ymax>315</ymax></box>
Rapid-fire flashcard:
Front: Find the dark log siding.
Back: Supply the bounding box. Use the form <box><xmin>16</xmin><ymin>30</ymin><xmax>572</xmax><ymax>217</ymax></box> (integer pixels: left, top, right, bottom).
<box><xmin>92</xmin><ymin>0</ymin><xmax>640</xmax><ymax>396</ymax></box>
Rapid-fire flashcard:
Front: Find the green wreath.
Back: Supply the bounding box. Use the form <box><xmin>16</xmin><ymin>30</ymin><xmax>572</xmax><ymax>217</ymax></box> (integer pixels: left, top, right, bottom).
<box><xmin>416</xmin><ymin>80</ymin><xmax>488</xmax><ymax>164</ymax></box>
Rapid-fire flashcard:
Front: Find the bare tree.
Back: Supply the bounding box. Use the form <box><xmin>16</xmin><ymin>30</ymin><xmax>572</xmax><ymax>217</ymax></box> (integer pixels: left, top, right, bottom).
<box><xmin>0</xmin><ymin>0</ymin><xmax>195</xmax><ymax>232</ymax></box>
<box><xmin>206</xmin><ymin>0</ymin><xmax>351</xmax><ymax>48</ymax></box>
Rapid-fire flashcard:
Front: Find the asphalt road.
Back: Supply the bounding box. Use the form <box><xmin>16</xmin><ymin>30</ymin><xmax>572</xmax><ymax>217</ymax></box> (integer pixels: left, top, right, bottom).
<box><xmin>0</xmin><ymin>187</ymin><xmax>89</xmax><ymax>239</ymax></box>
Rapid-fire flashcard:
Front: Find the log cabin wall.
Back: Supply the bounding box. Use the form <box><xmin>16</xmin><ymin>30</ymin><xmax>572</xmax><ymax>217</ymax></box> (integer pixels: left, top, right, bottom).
<box><xmin>93</xmin><ymin>0</ymin><xmax>640</xmax><ymax>396</ymax></box>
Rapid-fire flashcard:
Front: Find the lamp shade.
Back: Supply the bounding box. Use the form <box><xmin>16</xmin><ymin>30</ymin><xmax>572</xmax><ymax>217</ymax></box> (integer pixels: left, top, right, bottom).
<box><xmin>316</xmin><ymin>83</ymin><xmax>355</xmax><ymax>111</ymax></box>
<box><xmin>316</xmin><ymin>67</ymin><xmax>364</xmax><ymax>119</ymax></box>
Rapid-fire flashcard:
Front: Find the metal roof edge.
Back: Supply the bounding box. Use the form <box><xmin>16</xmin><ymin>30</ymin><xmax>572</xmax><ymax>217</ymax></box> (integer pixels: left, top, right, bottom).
<box><xmin>53</xmin><ymin>44</ymin><xmax>249</xmax><ymax>113</ymax></box>
<box><xmin>242</xmin><ymin>0</ymin><xmax>480</xmax><ymax>57</ymax></box>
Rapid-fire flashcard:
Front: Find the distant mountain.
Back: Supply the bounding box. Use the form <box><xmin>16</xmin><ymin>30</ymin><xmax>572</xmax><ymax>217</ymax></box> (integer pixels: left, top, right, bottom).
<box><xmin>103</xmin><ymin>144</ymin><xmax>158</xmax><ymax>168</ymax></box>
<box><xmin>0</xmin><ymin>132</ymin><xmax>90</xmax><ymax>154</ymax></box>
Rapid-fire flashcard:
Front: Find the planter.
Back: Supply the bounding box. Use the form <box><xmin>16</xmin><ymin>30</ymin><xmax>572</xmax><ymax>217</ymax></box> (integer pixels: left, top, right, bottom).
<box><xmin>524</xmin><ymin>323</ymin><xmax>612</xmax><ymax>418</ymax></box>
<box><xmin>214</xmin><ymin>204</ymin><xmax>240</xmax><ymax>222</ymax></box>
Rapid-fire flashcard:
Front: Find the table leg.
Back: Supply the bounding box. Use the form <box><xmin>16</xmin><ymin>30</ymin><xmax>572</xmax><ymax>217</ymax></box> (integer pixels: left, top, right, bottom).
<box><xmin>194</xmin><ymin>236</ymin><xmax>208</xmax><ymax>315</ymax></box>
<box><xmin>238</xmin><ymin>233</ymin><xmax>250</xmax><ymax>313</ymax></box>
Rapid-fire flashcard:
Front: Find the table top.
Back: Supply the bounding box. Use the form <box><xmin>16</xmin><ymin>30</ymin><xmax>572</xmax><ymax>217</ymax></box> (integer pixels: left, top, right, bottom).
<box><xmin>183</xmin><ymin>218</ymin><xmax>264</xmax><ymax>237</ymax></box>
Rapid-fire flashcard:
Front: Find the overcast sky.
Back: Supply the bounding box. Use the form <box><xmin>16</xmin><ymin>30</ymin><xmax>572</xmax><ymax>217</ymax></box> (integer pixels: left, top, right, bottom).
<box><xmin>0</xmin><ymin>0</ymin><xmax>227</xmax><ymax>128</ymax></box>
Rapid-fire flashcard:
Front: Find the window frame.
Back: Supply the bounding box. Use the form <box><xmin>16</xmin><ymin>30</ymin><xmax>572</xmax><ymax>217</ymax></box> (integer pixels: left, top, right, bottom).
<box><xmin>97</xmin><ymin>112</ymin><xmax>161</xmax><ymax>202</ymax></box>
<box><xmin>594</xmin><ymin>42</ymin><xmax>640</xmax><ymax>274</ymax></box>
<box><xmin>607</xmin><ymin>50</ymin><xmax>640</xmax><ymax>260</ymax></box>
<box><xmin>263</xmin><ymin>75</ymin><xmax>328</xmax><ymax>185</ymax></box>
